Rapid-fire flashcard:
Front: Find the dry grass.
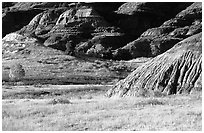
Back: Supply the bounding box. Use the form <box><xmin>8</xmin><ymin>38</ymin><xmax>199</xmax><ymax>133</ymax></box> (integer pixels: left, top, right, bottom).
<box><xmin>2</xmin><ymin>43</ymin><xmax>143</xmax><ymax>85</ymax></box>
<box><xmin>2</xmin><ymin>85</ymin><xmax>202</xmax><ymax>131</ymax></box>
<box><xmin>2</xmin><ymin>85</ymin><xmax>111</xmax><ymax>99</ymax></box>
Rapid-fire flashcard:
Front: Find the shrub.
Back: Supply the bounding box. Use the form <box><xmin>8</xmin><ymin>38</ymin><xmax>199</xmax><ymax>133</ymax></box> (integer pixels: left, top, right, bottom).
<box><xmin>9</xmin><ymin>63</ymin><xmax>25</xmax><ymax>81</ymax></box>
<box><xmin>85</xmin><ymin>95</ymin><xmax>93</xmax><ymax>99</ymax></box>
<box><xmin>33</xmin><ymin>83</ymin><xmax>43</xmax><ymax>88</ymax></box>
<box><xmin>138</xmin><ymin>89</ymin><xmax>150</xmax><ymax>97</ymax></box>
<box><xmin>135</xmin><ymin>98</ymin><xmax>165</xmax><ymax>107</ymax></box>
<box><xmin>145</xmin><ymin>99</ymin><xmax>165</xmax><ymax>106</ymax></box>
<box><xmin>48</xmin><ymin>97</ymin><xmax>71</xmax><ymax>105</ymax></box>
<box><xmin>153</xmin><ymin>90</ymin><xmax>167</xmax><ymax>97</ymax></box>
<box><xmin>4</xmin><ymin>86</ymin><xmax>13</xmax><ymax>89</ymax></box>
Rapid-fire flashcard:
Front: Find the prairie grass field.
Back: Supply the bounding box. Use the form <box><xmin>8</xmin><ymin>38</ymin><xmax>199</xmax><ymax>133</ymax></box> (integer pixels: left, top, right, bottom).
<box><xmin>2</xmin><ymin>85</ymin><xmax>202</xmax><ymax>131</ymax></box>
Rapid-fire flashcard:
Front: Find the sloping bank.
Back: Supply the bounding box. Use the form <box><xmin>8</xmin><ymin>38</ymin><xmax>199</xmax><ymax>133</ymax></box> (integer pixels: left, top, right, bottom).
<box><xmin>106</xmin><ymin>32</ymin><xmax>202</xmax><ymax>97</ymax></box>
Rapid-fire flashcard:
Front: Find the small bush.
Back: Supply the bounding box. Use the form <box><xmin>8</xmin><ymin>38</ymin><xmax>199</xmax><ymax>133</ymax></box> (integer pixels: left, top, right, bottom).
<box><xmin>48</xmin><ymin>98</ymin><xmax>71</xmax><ymax>105</ymax></box>
<box><xmin>4</xmin><ymin>86</ymin><xmax>13</xmax><ymax>89</ymax></box>
<box><xmin>135</xmin><ymin>98</ymin><xmax>165</xmax><ymax>107</ymax></box>
<box><xmin>138</xmin><ymin>89</ymin><xmax>150</xmax><ymax>97</ymax></box>
<box><xmin>145</xmin><ymin>99</ymin><xmax>165</xmax><ymax>105</ymax></box>
<box><xmin>153</xmin><ymin>90</ymin><xmax>167</xmax><ymax>97</ymax></box>
<box><xmin>33</xmin><ymin>83</ymin><xmax>43</xmax><ymax>88</ymax></box>
<box><xmin>9</xmin><ymin>63</ymin><xmax>25</xmax><ymax>81</ymax></box>
<box><xmin>86</xmin><ymin>95</ymin><xmax>93</xmax><ymax>99</ymax></box>
<box><xmin>16</xmin><ymin>82</ymin><xmax>25</xmax><ymax>86</ymax></box>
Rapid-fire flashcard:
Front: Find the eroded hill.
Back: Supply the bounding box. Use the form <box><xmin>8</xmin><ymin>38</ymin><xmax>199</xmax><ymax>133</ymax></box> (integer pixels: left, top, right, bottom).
<box><xmin>106</xmin><ymin>32</ymin><xmax>202</xmax><ymax>97</ymax></box>
<box><xmin>2</xmin><ymin>2</ymin><xmax>202</xmax><ymax>91</ymax></box>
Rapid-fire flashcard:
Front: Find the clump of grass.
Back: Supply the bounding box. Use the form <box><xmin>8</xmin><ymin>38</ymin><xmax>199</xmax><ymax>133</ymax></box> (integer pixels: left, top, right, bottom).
<box><xmin>3</xmin><ymin>86</ymin><xmax>13</xmax><ymax>89</ymax></box>
<box><xmin>48</xmin><ymin>97</ymin><xmax>72</xmax><ymax>105</ymax></box>
<box><xmin>153</xmin><ymin>90</ymin><xmax>167</xmax><ymax>97</ymax></box>
<box><xmin>135</xmin><ymin>98</ymin><xmax>165</xmax><ymax>107</ymax></box>
<box><xmin>85</xmin><ymin>95</ymin><xmax>93</xmax><ymax>99</ymax></box>
<box><xmin>16</xmin><ymin>81</ymin><xmax>25</xmax><ymax>86</ymax></box>
<box><xmin>186</xmin><ymin>112</ymin><xmax>202</xmax><ymax>116</ymax></box>
<box><xmin>145</xmin><ymin>99</ymin><xmax>165</xmax><ymax>105</ymax></box>
<box><xmin>137</xmin><ymin>89</ymin><xmax>167</xmax><ymax>98</ymax></box>
<box><xmin>33</xmin><ymin>83</ymin><xmax>43</xmax><ymax>88</ymax></box>
<box><xmin>138</xmin><ymin>89</ymin><xmax>151</xmax><ymax>97</ymax></box>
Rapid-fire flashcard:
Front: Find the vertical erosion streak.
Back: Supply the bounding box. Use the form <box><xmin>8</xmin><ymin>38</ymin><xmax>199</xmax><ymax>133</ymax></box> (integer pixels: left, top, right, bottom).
<box><xmin>163</xmin><ymin>60</ymin><xmax>181</xmax><ymax>95</ymax></box>
<box><xmin>181</xmin><ymin>55</ymin><xmax>198</xmax><ymax>90</ymax></box>
<box><xmin>176</xmin><ymin>51</ymin><xmax>194</xmax><ymax>93</ymax></box>
<box><xmin>185</xmin><ymin>55</ymin><xmax>202</xmax><ymax>92</ymax></box>
<box><xmin>177</xmin><ymin>51</ymin><xmax>193</xmax><ymax>85</ymax></box>
<box><xmin>143</xmin><ymin>57</ymin><xmax>166</xmax><ymax>90</ymax></box>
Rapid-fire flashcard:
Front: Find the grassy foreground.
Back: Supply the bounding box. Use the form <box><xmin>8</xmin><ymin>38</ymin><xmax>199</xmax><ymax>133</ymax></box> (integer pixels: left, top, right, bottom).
<box><xmin>2</xmin><ymin>85</ymin><xmax>202</xmax><ymax>131</ymax></box>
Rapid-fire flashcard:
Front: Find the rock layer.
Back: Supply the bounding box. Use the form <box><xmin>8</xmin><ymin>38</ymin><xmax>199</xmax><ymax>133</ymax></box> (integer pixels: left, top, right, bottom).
<box><xmin>2</xmin><ymin>9</ymin><xmax>43</xmax><ymax>37</ymax></box>
<box><xmin>2</xmin><ymin>33</ymin><xmax>37</xmax><ymax>57</ymax></box>
<box><xmin>114</xmin><ymin>2</ymin><xmax>192</xmax><ymax>37</ymax></box>
<box><xmin>114</xmin><ymin>2</ymin><xmax>201</xmax><ymax>59</ymax></box>
<box><xmin>3</xmin><ymin>2</ymin><xmax>197</xmax><ymax>60</ymax></box>
<box><xmin>106</xmin><ymin>33</ymin><xmax>202</xmax><ymax>97</ymax></box>
<box><xmin>2</xmin><ymin>2</ymin><xmax>72</xmax><ymax>37</ymax></box>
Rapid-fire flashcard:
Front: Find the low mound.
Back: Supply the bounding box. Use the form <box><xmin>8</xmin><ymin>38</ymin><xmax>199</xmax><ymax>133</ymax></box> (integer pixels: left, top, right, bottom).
<box><xmin>106</xmin><ymin>32</ymin><xmax>202</xmax><ymax>97</ymax></box>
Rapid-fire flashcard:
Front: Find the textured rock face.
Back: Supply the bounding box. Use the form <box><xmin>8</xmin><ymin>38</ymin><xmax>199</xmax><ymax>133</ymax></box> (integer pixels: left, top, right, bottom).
<box><xmin>44</xmin><ymin>6</ymin><xmax>119</xmax><ymax>52</ymax></box>
<box><xmin>116</xmin><ymin>2</ymin><xmax>191</xmax><ymax>16</ymax></box>
<box><xmin>114</xmin><ymin>2</ymin><xmax>201</xmax><ymax>59</ymax></box>
<box><xmin>18</xmin><ymin>8</ymin><xmax>67</xmax><ymax>38</ymax></box>
<box><xmin>17</xmin><ymin>4</ymin><xmax>121</xmax><ymax>53</ymax></box>
<box><xmin>2</xmin><ymin>9</ymin><xmax>43</xmax><ymax>37</ymax></box>
<box><xmin>2</xmin><ymin>2</ymin><xmax>201</xmax><ymax>60</ymax></box>
<box><xmin>114</xmin><ymin>2</ymin><xmax>192</xmax><ymax>37</ymax></box>
<box><xmin>2</xmin><ymin>2</ymin><xmax>16</xmax><ymax>8</ymax></box>
<box><xmin>2</xmin><ymin>33</ymin><xmax>37</xmax><ymax>57</ymax></box>
<box><xmin>75</xmin><ymin>33</ymin><xmax>134</xmax><ymax>59</ymax></box>
<box><xmin>106</xmin><ymin>33</ymin><xmax>202</xmax><ymax>97</ymax></box>
<box><xmin>2</xmin><ymin>2</ymin><xmax>71</xmax><ymax>37</ymax></box>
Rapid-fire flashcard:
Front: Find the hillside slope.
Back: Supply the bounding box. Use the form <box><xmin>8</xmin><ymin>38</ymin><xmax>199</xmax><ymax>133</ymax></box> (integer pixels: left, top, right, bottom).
<box><xmin>106</xmin><ymin>32</ymin><xmax>202</xmax><ymax>97</ymax></box>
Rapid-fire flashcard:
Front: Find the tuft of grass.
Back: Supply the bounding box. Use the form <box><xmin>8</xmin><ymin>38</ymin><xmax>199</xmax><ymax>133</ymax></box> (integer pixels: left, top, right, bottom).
<box><xmin>16</xmin><ymin>81</ymin><xmax>25</xmax><ymax>86</ymax></box>
<box><xmin>153</xmin><ymin>90</ymin><xmax>167</xmax><ymax>97</ymax></box>
<box><xmin>144</xmin><ymin>98</ymin><xmax>165</xmax><ymax>105</ymax></box>
<box><xmin>77</xmin><ymin>96</ymin><xmax>82</xmax><ymax>99</ymax></box>
<box><xmin>137</xmin><ymin>89</ymin><xmax>151</xmax><ymax>97</ymax></box>
<box><xmin>135</xmin><ymin>98</ymin><xmax>165</xmax><ymax>107</ymax></box>
<box><xmin>48</xmin><ymin>97</ymin><xmax>72</xmax><ymax>105</ymax></box>
<box><xmin>33</xmin><ymin>83</ymin><xmax>43</xmax><ymax>88</ymax></box>
<box><xmin>3</xmin><ymin>86</ymin><xmax>13</xmax><ymax>89</ymax></box>
<box><xmin>85</xmin><ymin>95</ymin><xmax>93</xmax><ymax>99</ymax></box>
